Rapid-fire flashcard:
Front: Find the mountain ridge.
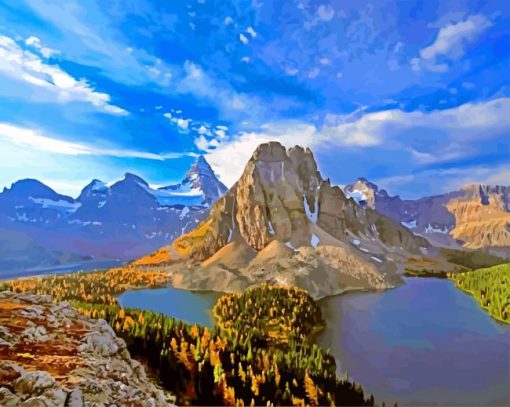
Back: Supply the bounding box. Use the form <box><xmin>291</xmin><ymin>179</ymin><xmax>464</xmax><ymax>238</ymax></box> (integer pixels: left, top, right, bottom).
<box><xmin>0</xmin><ymin>156</ymin><xmax>227</xmax><ymax>272</ymax></box>
<box><xmin>344</xmin><ymin>178</ymin><xmax>510</xmax><ymax>250</ymax></box>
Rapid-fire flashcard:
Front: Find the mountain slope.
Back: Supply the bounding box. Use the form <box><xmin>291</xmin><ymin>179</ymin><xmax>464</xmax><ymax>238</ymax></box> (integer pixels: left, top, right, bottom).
<box><xmin>134</xmin><ymin>142</ymin><xmax>429</xmax><ymax>299</ymax></box>
<box><xmin>0</xmin><ymin>156</ymin><xmax>226</xmax><ymax>273</ymax></box>
<box><xmin>345</xmin><ymin>179</ymin><xmax>510</xmax><ymax>250</ymax></box>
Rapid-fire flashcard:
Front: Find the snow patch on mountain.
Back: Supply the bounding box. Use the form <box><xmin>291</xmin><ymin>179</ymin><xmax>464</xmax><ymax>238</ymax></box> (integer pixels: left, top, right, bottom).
<box><xmin>345</xmin><ymin>189</ymin><xmax>367</xmax><ymax>204</ymax></box>
<box><xmin>401</xmin><ymin>219</ymin><xmax>417</xmax><ymax>229</ymax></box>
<box><xmin>29</xmin><ymin>197</ymin><xmax>81</xmax><ymax>213</ymax></box>
<box><xmin>425</xmin><ymin>224</ymin><xmax>449</xmax><ymax>234</ymax></box>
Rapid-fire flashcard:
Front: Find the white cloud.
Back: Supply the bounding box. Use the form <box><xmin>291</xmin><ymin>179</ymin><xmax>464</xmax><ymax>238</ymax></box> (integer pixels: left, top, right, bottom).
<box><xmin>224</xmin><ymin>16</ymin><xmax>233</xmax><ymax>25</ymax></box>
<box><xmin>0</xmin><ymin>122</ymin><xmax>192</xmax><ymax>160</ymax></box>
<box><xmin>215</xmin><ymin>129</ymin><xmax>226</xmax><ymax>139</ymax></box>
<box><xmin>203</xmin><ymin>98</ymin><xmax>510</xmax><ymax>187</ymax></box>
<box><xmin>197</xmin><ymin>125</ymin><xmax>209</xmax><ymax>135</ymax></box>
<box><xmin>24</xmin><ymin>36</ymin><xmax>58</xmax><ymax>58</ymax></box>
<box><xmin>177</xmin><ymin>118</ymin><xmax>189</xmax><ymax>129</ymax></box>
<box><xmin>246</xmin><ymin>27</ymin><xmax>257</xmax><ymax>38</ymax></box>
<box><xmin>240</xmin><ymin>33</ymin><xmax>249</xmax><ymax>45</ymax></box>
<box><xmin>413</xmin><ymin>15</ymin><xmax>492</xmax><ymax>71</ymax></box>
<box><xmin>195</xmin><ymin>135</ymin><xmax>220</xmax><ymax>151</ymax></box>
<box><xmin>0</xmin><ymin>35</ymin><xmax>127</xmax><ymax>115</ymax></box>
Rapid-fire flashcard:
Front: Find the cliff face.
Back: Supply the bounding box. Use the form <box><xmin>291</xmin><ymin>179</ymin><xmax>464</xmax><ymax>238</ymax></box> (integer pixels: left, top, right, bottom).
<box><xmin>139</xmin><ymin>142</ymin><xmax>429</xmax><ymax>299</ymax></box>
<box><xmin>446</xmin><ymin>184</ymin><xmax>510</xmax><ymax>249</ymax></box>
<box><xmin>345</xmin><ymin>179</ymin><xmax>510</xmax><ymax>250</ymax></box>
<box><xmin>0</xmin><ymin>291</ymin><xmax>175</xmax><ymax>406</ymax></box>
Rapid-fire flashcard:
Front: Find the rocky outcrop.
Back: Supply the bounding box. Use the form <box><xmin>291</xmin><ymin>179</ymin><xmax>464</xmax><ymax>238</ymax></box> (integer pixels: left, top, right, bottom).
<box><xmin>345</xmin><ymin>179</ymin><xmax>510</xmax><ymax>250</ymax></box>
<box><xmin>0</xmin><ymin>291</ymin><xmax>175</xmax><ymax>406</ymax></box>
<box><xmin>136</xmin><ymin>142</ymin><xmax>429</xmax><ymax>299</ymax></box>
<box><xmin>446</xmin><ymin>184</ymin><xmax>510</xmax><ymax>249</ymax></box>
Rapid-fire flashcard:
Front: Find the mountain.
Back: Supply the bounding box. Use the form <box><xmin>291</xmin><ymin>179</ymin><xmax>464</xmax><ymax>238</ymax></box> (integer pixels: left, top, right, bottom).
<box><xmin>158</xmin><ymin>155</ymin><xmax>227</xmax><ymax>206</ymax></box>
<box><xmin>133</xmin><ymin>142</ymin><xmax>430</xmax><ymax>299</ymax></box>
<box><xmin>345</xmin><ymin>178</ymin><xmax>510</xmax><ymax>251</ymax></box>
<box><xmin>0</xmin><ymin>156</ymin><xmax>226</xmax><ymax>272</ymax></box>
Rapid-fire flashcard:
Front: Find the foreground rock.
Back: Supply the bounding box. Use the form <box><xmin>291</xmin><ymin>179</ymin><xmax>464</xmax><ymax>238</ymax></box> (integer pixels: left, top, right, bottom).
<box><xmin>0</xmin><ymin>291</ymin><xmax>175</xmax><ymax>406</ymax></box>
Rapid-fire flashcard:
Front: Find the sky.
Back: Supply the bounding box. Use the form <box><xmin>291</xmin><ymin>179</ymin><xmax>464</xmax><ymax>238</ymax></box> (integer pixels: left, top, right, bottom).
<box><xmin>0</xmin><ymin>0</ymin><xmax>509</xmax><ymax>199</ymax></box>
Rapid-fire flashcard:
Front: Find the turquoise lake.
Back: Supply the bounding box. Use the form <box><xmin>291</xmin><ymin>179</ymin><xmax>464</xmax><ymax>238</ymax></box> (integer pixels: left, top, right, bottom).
<box><xmin>117</xmin><ymin>286</ymin><xmax>220</xmax><ymax>327</ymax></box>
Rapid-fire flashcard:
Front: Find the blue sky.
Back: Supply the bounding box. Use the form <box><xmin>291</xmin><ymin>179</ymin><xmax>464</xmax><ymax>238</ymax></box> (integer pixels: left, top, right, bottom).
<box><xmin>0</xmin><ymin>0</ymin><xmax>508</xmax><ymax>198</ymax></box>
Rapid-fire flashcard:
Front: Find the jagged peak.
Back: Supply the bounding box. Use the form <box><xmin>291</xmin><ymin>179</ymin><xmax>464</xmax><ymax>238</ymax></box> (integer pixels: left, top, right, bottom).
<box><xmin>186</xmin><ymin>154</ymin><xmax>215</xmax><ymax>178</ymax></box>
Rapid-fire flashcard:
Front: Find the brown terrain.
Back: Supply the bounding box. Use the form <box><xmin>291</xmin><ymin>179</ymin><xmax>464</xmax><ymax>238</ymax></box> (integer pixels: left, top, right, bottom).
<box><xmin>345</xmin><ymin>179</ymin><xmax>510</xmax><ymax>252</ymax></box>
<box><xmin>130</xmin><ymin>142</ymin><xmax>431</xmax><ymax>299</ymax></box>
<box><xmin>0</xmin><ymin>291</ymin><xmax>175</xmax><ymax>406</ymax></box>
<box><xmin>447</xmin><ymin>184</ymin><xmax>510</xmax><ymax>249</ymax></box>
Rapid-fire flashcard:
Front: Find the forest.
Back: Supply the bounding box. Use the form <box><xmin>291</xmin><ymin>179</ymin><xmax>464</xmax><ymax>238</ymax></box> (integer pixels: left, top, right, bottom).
<box><xmin>1</xmin><ymin>271</ymin><xmax>373</xmax><ymax>406</ymax></box>
<box><xmin>0</xmin><ymin>266</ymin><xmax>170</xmax><ymax>305</ymax></box>
<box><xmin>448</xmin><ymin>263</ymin><xmax>510</xmax><ymax>324</ymax></box>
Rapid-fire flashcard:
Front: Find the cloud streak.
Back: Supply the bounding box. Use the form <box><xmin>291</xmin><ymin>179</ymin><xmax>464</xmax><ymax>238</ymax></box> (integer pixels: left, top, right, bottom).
<box><xmin>0</xmin><ymin>35</ymin><xmax>127</xmax><ymax>115</ymax></box>
<box><xmin>0</xmin><ymin>122</ymin><xmax>195</xmax><ymax>160</ymax></box>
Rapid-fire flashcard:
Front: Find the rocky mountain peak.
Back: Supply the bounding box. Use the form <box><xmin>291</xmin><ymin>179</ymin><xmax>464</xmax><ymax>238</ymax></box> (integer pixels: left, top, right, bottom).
<box><xmin>167</xmin><ymin>142</ymin><xmax>426</xmax><ymax>299</ymax></box>
<box><xmin>160</xmin><ymin>155</ymin><xmax>227</xmax><ymax>206</ymax></box>
<box><xmin>232</xmin><ymin>142</ymin><xmax>323</xmax><ymax>250</ymax></box>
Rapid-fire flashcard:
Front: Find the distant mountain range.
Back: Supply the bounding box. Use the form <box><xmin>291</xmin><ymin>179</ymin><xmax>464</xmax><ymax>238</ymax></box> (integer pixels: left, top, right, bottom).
<box><xmin>133</xmin><ymin>142</ymin><xmax>431</xmax><ymax>299</ymax></box>
<box><xmin>344</xmin><ymin>178</ymin><xmax>510</xmax><ymax>252</ymax></box>
<box><xmin>1</xmin><ymin>146</ymin><xmax>508</xmax><ymax>277</ymax></box>
<box><xmin>0</xmin><ymin>156</ymin><xmax>226</xmax><ymax>273</ymax></box>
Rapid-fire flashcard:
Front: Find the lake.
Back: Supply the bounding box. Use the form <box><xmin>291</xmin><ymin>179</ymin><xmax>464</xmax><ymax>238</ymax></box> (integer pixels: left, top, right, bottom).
<box><xmin>117</xmin><ymin>286</ymin><xmax>221</xmax><ymax>327</ymax></box>
<box><xmin>318</xmin><ymin>277</ymin><xmax>510</xmax><ymax>406</ymax></box>
<box><xmin>118</xmin><ymin>278</ymin><xmax>510</xmax><ymax>405</ymax></box>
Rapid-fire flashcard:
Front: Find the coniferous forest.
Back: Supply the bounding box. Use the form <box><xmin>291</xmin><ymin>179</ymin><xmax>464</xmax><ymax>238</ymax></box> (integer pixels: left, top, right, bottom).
<box><xmin>1</xmin><ymin>272</ymin><xmax>373</xmax><ymax>406</ymax></box>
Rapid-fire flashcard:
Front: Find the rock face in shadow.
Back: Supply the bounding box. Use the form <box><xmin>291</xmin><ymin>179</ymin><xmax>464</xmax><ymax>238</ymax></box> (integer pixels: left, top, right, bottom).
<box><xmin>0</xmin><ymin>291</ymin><xmax>176</xmax><ymax>406</ymax></box>
<box><xmin>345</xmin><ymin>178</ymin><xmax>510</xmax><ymax>250</ymax></box>
<box><xmin>135</xmin><ymin>142</ymin><xmax>430</xmax><ymax>299</ymax></box>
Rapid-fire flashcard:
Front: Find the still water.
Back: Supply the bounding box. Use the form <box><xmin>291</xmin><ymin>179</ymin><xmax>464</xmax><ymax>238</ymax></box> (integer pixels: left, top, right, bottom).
<box><xmin>117</xmin><ymin>286</ymin><xmax>220</xmax><ymax>327</ymax></box>
<box><xmin>318</xmin><ymin>277</ymin><xmax>510</xmax><ymax>406</ymax></box>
